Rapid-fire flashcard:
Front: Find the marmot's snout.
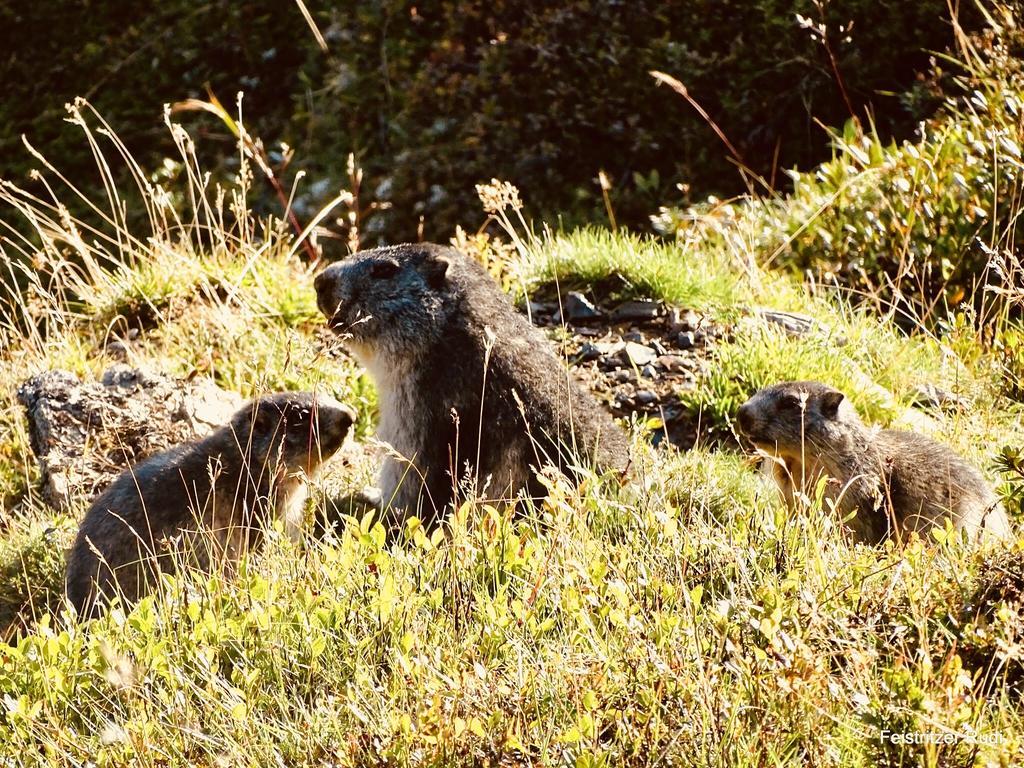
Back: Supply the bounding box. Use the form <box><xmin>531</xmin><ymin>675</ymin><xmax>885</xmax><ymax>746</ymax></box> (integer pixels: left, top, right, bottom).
<box><xmin>243</xmin><ymin>392</ymin><xmax>356</xmax><ymax>472</ymax></box>
<box><xmin>311</xmin><ymin>396</ymin><xmax>357</xmax><ymax>457</ymax></box>
<box><xmin>314</xmin><ymin>265</ymin><xmax>347</xmax><ymax>326</ymax></box>
<box><xmin>736</xmin><ymin>402</ymin><xmax>755</xmax><ymax>435</ymax></box>
<box><xmin>736</xmin><ymin>397</ymin><xmax>772</xmax><ymax>445</ymax></box>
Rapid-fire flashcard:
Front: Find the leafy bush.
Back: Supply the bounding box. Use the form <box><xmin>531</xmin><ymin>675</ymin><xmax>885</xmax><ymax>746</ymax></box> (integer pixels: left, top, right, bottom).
<box><xmin>1</xmin><ymin>0</ymin><xmax>978</xmax><ymax>244</ymax></box>
<box><xmin>656</xmin><ymin>16</ymin><xmax>1024</xmax><ymax>320</ymax></box>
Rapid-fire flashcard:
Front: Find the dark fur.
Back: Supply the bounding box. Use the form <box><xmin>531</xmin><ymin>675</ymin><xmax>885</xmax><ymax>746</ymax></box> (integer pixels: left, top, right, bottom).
<box><xmin>314</xmin><ymin>243</ymin><xmax>630</xmax><ymax>526</ymax></box>
<box><xmin>737</xmin><ymin>381</ymin><xmax>1010</xmax><ymax>543</ymax></box>
<box><xmin>65</xmin><ymin>392</ymin><xmax>355</xmax><ymax>617</ymax></box>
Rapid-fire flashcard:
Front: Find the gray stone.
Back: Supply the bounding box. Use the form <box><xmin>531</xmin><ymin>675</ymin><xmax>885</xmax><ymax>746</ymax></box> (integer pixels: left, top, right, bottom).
<box><xmin>18</xmin><ymin>365</ymin><xmax>243</xmax><ymax>510</ymax></box>
<box><xmin>614</xmin><ymin>393</ymin><xmax>635</xmax><ymax>408</ymax></box>
<box><xmin>667</xmin><ymin>307</ymin><xmax>701</xmax><ymax>333</ymax></box>
<box><xmin>593</xmin><ymin>341</ymin><xmax>625</xmax><ymax>356</ymax></box>
<box><xmin>758</xmin><ymin>309</ymin><xmax>818</xmax><ymax>337</ymax></box>
<box><xmin>621</xmin><ymin>341</ymin><xmax>658</xmax><ymax>367</ymax></box>
<box><xmin>527</xmin><ymin>301</ymin><xmax>557</xmax><ymax>318</ymax></box>
<box><xmin>658</xmin><ymin>355</ymin><xmax>691</xmax><ymax>373</ymax></box>
<box><xmin>611</xmin><ymin>300</ymin><xmax>661</xmax><ymax>322</ymax></box>
<box><xmin>910</xmin><ymin>383</ymin><xmax>968</xmax><ymax>411</ymax></box>
<box><xmin>640</xmin><ymin>364</ymin><xmax>658</xmax><ymax>379</ymax></box>
<box><xmin>635</xmin><ymin>390</ymin><xmax>658</xmax><ymax>406</ymax></box>
<box><xmin>575</xmin><ymin>342</ymin><xmax>604</xmax><ymax>363</ymax></box>
<box><xmin>676</xmin><ymin>331</ymin><xmax>695</xmax><ymax>349</ymax></box>
<box><xmin>554</xmin><ymin>292</ymin><xmax>601</xmax><ymax>323</ymax></box>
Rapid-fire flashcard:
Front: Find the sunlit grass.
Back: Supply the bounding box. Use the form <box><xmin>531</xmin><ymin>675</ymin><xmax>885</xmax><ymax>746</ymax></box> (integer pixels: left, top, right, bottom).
<box><xmin>0</xmin><ymin>102</ymin><xmax>1022</xmax><ymax>765</ymax></box>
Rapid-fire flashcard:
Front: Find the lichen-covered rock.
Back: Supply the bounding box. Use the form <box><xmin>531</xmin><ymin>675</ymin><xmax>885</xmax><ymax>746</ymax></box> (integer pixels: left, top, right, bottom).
<box><xmin>17</xmin><ymin>366</ymin><xmax>243</xmax><ymax>510</ymax></box>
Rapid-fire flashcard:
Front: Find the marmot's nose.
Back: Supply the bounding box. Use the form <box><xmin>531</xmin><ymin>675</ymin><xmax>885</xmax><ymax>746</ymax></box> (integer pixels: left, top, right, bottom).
<box><xmin>736</xmin><ymin>403</ymin><xmax>753</xmax><ymax>434</ymax></box>
<box><xmin>313</xmin><ymin>269</ymin><xmax>336</xmax><ymax>317</ymax></box>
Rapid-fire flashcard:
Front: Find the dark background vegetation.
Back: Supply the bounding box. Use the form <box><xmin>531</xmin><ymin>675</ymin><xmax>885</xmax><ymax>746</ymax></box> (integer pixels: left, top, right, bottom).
<box><xmin>1</xmin><ymin>0</ymin><xmax>977</xmax><ymax>244</ymax></box>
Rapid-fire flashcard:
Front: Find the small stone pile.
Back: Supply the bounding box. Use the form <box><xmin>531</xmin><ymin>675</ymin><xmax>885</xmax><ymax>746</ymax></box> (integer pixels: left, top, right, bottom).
<box><xmin>18</xmin><ymin>366</ymin><xmax>242</xmax><ymax>510</ymax></box>
<box><xmin>528</xmin><ymin>293</ymin><xmax>726</xmax><ymax>447</ymax></box>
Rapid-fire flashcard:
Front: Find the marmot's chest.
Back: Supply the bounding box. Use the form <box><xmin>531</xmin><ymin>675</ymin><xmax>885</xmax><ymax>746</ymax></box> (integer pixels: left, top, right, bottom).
<box><xmin>375</xmin><ymin>376</ymin><xmax>438</xmax><ymax>455</ymax></box>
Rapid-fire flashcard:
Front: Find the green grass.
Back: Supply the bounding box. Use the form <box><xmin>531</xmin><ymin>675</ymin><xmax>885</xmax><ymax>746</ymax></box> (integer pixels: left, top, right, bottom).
<box><xmin>518</xmin><ymin>228</ymin><xmax>751</xmax><ymax>311</ymax></box>
<box><xmin>1</xmin><ymin>105</ymin><xmax>1023</xmax><ymax>766</ymax></box>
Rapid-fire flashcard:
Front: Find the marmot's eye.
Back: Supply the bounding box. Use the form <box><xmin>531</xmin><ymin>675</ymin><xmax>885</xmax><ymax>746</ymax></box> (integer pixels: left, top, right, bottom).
<box><xmin>370</xmin><ymin>260</ymin><xmax>400</xmax><ymax>280</ymax></box>
<box><xmin>779</xmin><ymin>394</ymin><xmax>802</xmax><ymax>410</ymax></box>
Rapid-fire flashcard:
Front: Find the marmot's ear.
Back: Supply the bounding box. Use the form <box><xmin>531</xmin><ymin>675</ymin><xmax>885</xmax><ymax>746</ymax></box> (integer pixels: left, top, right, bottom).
<box><xmin>821</xmin><ymin>390</ymin><xmax>845</xmax><ymax>418</ymax></box>
<box><xmin>423</xmin><ymin>254</ymin><xmax>450</xmax><ymax>288</ymax></box>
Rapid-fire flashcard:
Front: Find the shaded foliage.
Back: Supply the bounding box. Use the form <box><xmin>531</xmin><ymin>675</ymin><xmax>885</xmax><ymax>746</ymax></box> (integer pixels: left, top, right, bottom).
<box><xmin>1</xmin><ymin>0</ymin><xmax>976</xmax><ymax>243</ymax></box>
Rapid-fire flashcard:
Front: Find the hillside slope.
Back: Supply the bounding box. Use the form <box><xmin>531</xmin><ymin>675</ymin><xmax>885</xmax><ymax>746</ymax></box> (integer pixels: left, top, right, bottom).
<box><xmin>1</xmin><ymin>108</ymin><xmax>1023</xmax><ymax>765</ymax></box>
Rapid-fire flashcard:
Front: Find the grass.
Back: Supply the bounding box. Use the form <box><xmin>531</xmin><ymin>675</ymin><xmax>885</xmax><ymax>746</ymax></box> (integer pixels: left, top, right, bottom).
<box><xmin>0</xmin><ymin>104</ymin><xmax>1023</xmax><ymax>766</ymax></box>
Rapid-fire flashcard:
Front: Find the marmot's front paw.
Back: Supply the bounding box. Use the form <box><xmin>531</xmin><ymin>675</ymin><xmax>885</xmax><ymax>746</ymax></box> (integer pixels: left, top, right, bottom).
<box><xmin>313</xmin><ymin>486</ymin><xmax>385</xmax><ymax>538</ymax></box>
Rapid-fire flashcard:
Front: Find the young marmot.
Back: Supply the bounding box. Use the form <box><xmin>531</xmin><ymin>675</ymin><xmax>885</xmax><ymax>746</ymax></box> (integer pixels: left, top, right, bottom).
<box><xmin>65</xmin><ymin>392</ymin><xmax>355</xmax><ymax>617</ymax></box>
<box><xmin>736</xmin><ymin>380</ymin><xmax>1010</xmax><ymax>544</ymax></box>
<box><xmin>313</xmin><ymin>243</ymin><xmax>630</xmax><ymax>526</ymax></box>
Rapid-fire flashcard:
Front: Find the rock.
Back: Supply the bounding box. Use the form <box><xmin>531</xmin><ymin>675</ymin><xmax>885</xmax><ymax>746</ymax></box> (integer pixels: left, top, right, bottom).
<box><xmin>610</xmin><ymin>369</ymin><xmax>633</xmax><ymax>383</ymax></box>
<box><xmin>104</xmin><ymin>340</ymin><xmax>130</xmax><ymax>361</ymax></box>
<box><xmin>575</xmin><ymin>342</ymin><xmax>604</xmax><ymax>363</ymax></box>
<box><xmin>667</xmin><ymin>307</ymin><xmax>701</xmax><ymax>333</ymax></box>
<box><xmin>623</xmin><ymin>331</ymin><xmax>645</xmax><ymax>343</ymax></box>
<box><xmin>640</xmin><ymin>364</ymin><xmax>658</xmax><ymax>379</ymax></box>
<box><xmin>758</xmin><ymin>309</ymin><xmax>819</xmax><ymax>337</ymax></box>
<box><xmin>614</xmin><ymin>393</ymin><xmax>635</xmax><ymax>409</ymax></box>
<box><xmin>658</xmin><ymin>355</ymin><xmax>691</xmax><ymax>373</ymax></box>
<box><xmin>527</xmin><ymin>301</ymin><xmax>557</xmax><ymax>318</ymax></box>
<box><xmin>676</xmin><ymin>331</ymin><xmax>695</xmax><ymax>349</ymax></box>
<box><xmin>611</xmin><ymin>300</ymin><xmax>661</xmax><ymax>322</ymax></box>
<box><xmin>554</xmin><ymin>292</ymin><xmax>601</xmax><ymax>323</ymax></box>
<box><xmin>17</xmin><ymin>365</ymin><xmax>243</xmax><ymax>510</ymax></box>
<box><xmin>635</xmin><ymin>390</ymin><xmax>658</xmax><ymax>406</ymax></box>
<box><xmin>594</xmin><ymin>341</ymin><xmax>625</xmax><ymax>356</ymax></box>
<box><xmin>620</xmin><ymin>341</ymin><xmax>658</xmax><ymax>367</ymax></box>
<box><xmin>910</xmin><ymin>383</ymin><xmax>968</xmax><ymax>411</ymax></box>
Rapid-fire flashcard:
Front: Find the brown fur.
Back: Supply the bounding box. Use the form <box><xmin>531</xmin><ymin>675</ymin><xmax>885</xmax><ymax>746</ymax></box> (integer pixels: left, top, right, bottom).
<box><xmin>737</xmin><ymin>380</ymin><xmax>1010</xmax><ymax>544</ymax></box>
<box><xmin>65</xmin><ymin>392</ymin><xmax>355</xmax><ymax>617</ymax></box>
<box><xmin>314</xmin><ymin>243</ymin><xmax>630</xmax><ymax>527</ymax></box>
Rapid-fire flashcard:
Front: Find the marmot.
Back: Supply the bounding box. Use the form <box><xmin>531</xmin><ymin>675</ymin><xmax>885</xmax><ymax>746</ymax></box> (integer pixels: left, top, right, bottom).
<box><xmin>65</xmin><ymin>392</ymin><xmax>355</xmax><ymax>617</ymax></box>
<box><xmin>313</xmin><ymin>243</ymin><xmax>630</xmax><ymax>526</ymax></box>
<box><xmin>736</xmin><ymin>380</ymin><xmax>1010</xmax><ymax>544</ymax></box>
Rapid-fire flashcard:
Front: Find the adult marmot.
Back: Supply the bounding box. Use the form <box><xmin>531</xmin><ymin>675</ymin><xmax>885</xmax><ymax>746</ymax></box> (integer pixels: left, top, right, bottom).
<box><xmin>314</xmin><ymin>243</ymin><xmax>629</xmax><ymax>525</ymax></box>
<box><xmin>65</xmin><ymin>392</ymin><xmax>355</xmax><ymax>617</ymax></box>
<box><xmin>736</xmin><ymin>380</ymin><xmax>1010</xmax><ymax>544</ymax></box>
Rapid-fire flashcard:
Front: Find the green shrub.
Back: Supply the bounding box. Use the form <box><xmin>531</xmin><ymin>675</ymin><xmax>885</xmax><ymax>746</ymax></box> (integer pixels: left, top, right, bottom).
<box><xmin>656</xmin><ymin>18</ymin><xmax>1024</xmax><ymax>321</ymax></box>
<box><xmin>1</xmin><ymin>0</ymin><xmax>978</xmax><ymax>244</ymax></box>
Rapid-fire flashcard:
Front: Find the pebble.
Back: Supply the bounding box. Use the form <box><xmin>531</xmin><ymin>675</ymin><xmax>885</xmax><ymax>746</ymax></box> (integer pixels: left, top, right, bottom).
<box><xmin>528</xmin><ymin>301</ymin><xmax>557</xmax><ymax>317</ymax></box>
<box><xmin>676</xmin><ymin>331</ymin><xmax>695</xmax><ymax>349</ymax></box>
<box><xmin>635</xmin><ymin>390</ymin><xmax>658</xmax><ymax>406</ymax></box>
<box><xmin>668</xmin><ymin>307</ymin><xmax>701</xmax><ymax>333</ymax></box>
<box><xmin>641</xmin><ymin>364</ymin><xmax>658</xmax><ymax>379</ymax></box>
<box><xmin>621</xmin><ymin>341</ymin><xmax>658</xmax><ymax>367</ymax></box>
<box><xmin>555</xmin><ymin>292</ymin><xmax>601</xmax><ymax>323</ymax></box>
<box><xmin>910</xmin><ymin>383</ymin><xmax>966</xmax><ymax>410</ymax></box>
<box><xmin>576</xmin><ymin>342</ymin><xmax>603</xmax><ymax>363</ymax></box>
<box><xmin>105</xmin><ymin>340</ymin><xmax>130</xmax><ymax>361</ymax></box>
<box><xmin>611</xmin><ymin>300</ymin><xmax>661</xmax><ymax>322</ymax></box>
<box><xmin>658</xmin><ymin>354</ymin><xmax>690</xmax><ymax>373</ymax></box>
<box><xmin>758</xmin><ymin>308</ymin><xmax>817</xmax><ymax>337</ymax></box>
